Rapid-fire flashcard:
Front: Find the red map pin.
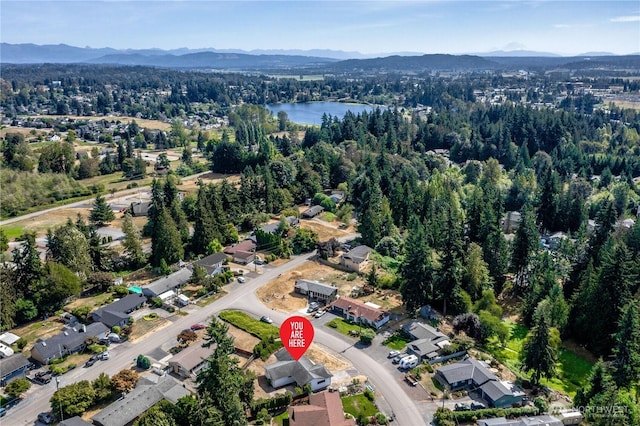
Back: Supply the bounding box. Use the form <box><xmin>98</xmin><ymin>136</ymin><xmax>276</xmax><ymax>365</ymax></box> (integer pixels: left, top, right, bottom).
<box><xmin>280</xmin><ymin>315</ymin><xmax>314</xmax><ymax>361</ymax></box>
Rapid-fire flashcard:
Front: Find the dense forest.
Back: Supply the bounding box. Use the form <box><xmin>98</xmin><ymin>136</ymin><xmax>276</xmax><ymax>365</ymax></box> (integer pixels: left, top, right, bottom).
<box><xmin>1</xmin><ymin>64</ymin><xmax>639</xmax><ymax>424</ymax></box>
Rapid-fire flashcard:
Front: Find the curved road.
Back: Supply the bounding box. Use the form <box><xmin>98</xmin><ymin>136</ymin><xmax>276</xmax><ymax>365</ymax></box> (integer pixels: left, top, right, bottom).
<box><xmin>7</xmin><ymin>250</ymin><xmax>428</xmax><ymax>425</ymax></box>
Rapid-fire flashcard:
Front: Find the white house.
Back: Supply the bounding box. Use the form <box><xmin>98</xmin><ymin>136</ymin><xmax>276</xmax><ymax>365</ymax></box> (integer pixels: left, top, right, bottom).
<box><xmin>265</xmin><ymin>348</ymin><xmax>332</xmax><ymax>392</ymax></box>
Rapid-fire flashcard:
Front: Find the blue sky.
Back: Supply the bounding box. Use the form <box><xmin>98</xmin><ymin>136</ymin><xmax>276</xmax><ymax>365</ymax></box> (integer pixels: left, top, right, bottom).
<box><xmin>2</xmin><ymin>1</ymin><xmax>639</xmax><ymax>56</ymax></box>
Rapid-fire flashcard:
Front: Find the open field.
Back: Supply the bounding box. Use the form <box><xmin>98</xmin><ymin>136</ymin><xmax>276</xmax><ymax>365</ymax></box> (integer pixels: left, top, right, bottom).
<box><xmin>21</xmin><ymin>115</ymin><xmax>173</xmax><ymax>131</ymax></box>
<box><xmin>299</xmin><ymin>217</ymin><xmax>353</xmax><ymax>241</ymax></box>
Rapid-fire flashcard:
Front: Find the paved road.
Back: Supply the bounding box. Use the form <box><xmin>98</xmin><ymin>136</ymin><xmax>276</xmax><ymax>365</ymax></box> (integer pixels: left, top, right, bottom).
<box><xmin>7</xmin><ymin>247</ymin><xmax>429</xmax><ymax>425</ymax></box>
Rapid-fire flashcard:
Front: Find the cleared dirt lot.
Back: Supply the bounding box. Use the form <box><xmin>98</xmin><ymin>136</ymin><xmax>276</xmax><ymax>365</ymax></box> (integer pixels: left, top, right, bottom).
<box><xmin>256</xmin><ymin>259</ymin><xmax>404</xmax><ymax>314</ymax></box>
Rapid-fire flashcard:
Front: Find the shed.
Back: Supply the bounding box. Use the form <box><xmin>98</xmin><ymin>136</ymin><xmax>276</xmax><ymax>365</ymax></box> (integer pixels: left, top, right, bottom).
<box><xmin>0</xmin><ymin>332</ymin><xmax>21</xmax><ymax>347</ymax></box>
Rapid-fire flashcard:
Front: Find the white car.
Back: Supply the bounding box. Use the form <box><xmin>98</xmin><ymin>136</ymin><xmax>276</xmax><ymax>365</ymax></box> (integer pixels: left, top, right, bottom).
<box><xmin>237</xmin><ymin>276</ymin><xmax>246</xmax><ymax>283</ymax></box>
<box><xmin>314</xmin><ymin>310</ymin><xmax>326</xmax><ymax>318</ymax></box>
<box><xmin>100</xmin><ymin>351</ymin><xmax>109</xmax><ymax>360</ymax></box>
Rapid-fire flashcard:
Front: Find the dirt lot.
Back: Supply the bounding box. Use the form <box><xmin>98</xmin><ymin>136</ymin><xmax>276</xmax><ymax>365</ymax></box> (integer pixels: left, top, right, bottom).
<box><xmin>256</xmin><ymin>259</ymin><xmax>404</xmax><ymax>314</ymax></box>
<box><xmin>227</xmin><ymin>324</ymin><xmax>261</xmax><ymax>353</ymax></box>
<box><xmin>299</xmin><ymin>218</ymin><xmax>353</xmax><ymax>241</ymax></box>
<box><xmin>129</xmin><ymin>316</ymin><xmax>171</xmax><ymax>343</ymax></box>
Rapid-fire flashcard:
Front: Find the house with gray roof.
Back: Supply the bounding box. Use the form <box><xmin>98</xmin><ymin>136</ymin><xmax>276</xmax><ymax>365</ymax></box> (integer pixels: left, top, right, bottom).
<box><xmin>265</xmin><ymin>348</ymin><xmax>332</xmax><ymax>392</ymax></box>
<box><xmin>340</xmin><ymin>245</ymin><xmax>372</xmax><ymax>272</ymax></box>
<box><xmin>142</xmin><ymin>268</ymin><xmax>192</xmax><ymax>298</ymax></box>
<box><xmin>294</xmin><ymin>280</ymin><xmax>338</xmax><ymax>304</ymax></box>
<box><xmin>59</xmin><ymin>417</ymin><xmax>93</xmax><ymax>426</ymax></box>
<box><xmin>302</xmin><ymin>205</ymin><xmax>324</xmax><ymax>218</ymax></box>
<box><xmin>92</xmin><ymin>376</ymin><xmax>190</xmax><ymax>426</ymax></box>
<box><xmin>435</xmin><ymin>358</ymin><xmax>524</xmax><ymax>408</ymax></box>
<box><xmin>0</xmin><ymin>353</ymin><xmax>32</xmax><ymax>386</ymax></box>
<box><xmin>402</xmin><ymin>321</ymin><xmax>450</xmax><ymax>360</ymax></box>
<box><xmin>477</xmin><ymin>415</ymin><xmax>563</xmax><ymax>426</ymax></box>
<box><xmin>193</xmin><ymin>252</ymin><xmax>228</xmax><ymax>276</ymax></box>
<box><xmin>92</xmin><ymin>293</ymin><xmax>146</xmax><ymax>328</ymax></box>
<box><xmin>168</xmin><ymin>343</ymin><xmax>215</xmax><ymax>378</ymax></box>
<box><xmin>31</xmin><ymin>323</ymin><xmax>109</xmax><ymax>364</ymax></box>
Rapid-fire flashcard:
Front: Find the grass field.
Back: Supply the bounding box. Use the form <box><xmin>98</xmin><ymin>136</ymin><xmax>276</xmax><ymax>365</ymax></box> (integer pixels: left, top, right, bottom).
<box><xmin>483</xmin><ymin>321</ymin><xmax>593</xmax><ymax>398</ymax></box>
<box><xmin>383</xmin><ymin>332</ymin><xmax>411</xmax><ymax>350</ymax></box>
<box><xmin>341</xmin><ymin>394</ymin><xmax>378</xmax><ymax>419</ymax></box>
<box><xmin>326</xmin><ymin>318</ymin><xmax>366</xmax><ymax>338</ymax></box>
<box><xmin>218</xmin><ymin>310</ymin><xmax>279</xmax><ymax>340</ymax></box>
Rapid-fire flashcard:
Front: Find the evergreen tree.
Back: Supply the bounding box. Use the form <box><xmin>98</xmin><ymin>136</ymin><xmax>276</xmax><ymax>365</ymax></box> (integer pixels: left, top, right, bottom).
<box><xmin>151</xmin><ymin>208</ymin><xmax>184</xmax><ymax>266</ymax></box>
<box><xmin>12</xmin><ymin>232</ymin><xmax>43</xmax><ymax>297</ymax></box>
<box><xmin>90</xmin><ymin>194</ymin><xmax>115</xmax><ymax>227</ymax></box>
<box><xmin>122</xmin><ymin>212</ymin><xmax>145</xmax><ymax>267</ymax></box>
<box><xmin>611</xmin><ymin>300</ymin><xmax>640</xmax><ymax>388</ymax></box>
<box><xmin>436</xmin><ymin>204</ymin><xmax>465</xmax><ymax>315</ymax></box>
<box><xmin>511</xmin><ymin>203</ymin><xmax>539</xmax><ymax>290</ymax></box>
<box><xmin>400</xmin><ymin>217</ymin><xmax>435</xmax><ymax>312</ymax></box>
<box><xmin>522</xmin><ymin>311</ymin><xmax>557</xmax><ymax>385</ymax></box>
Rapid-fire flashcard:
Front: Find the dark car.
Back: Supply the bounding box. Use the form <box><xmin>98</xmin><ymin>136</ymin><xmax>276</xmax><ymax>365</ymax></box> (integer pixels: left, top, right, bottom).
<box><xmin>454</xmin><ymin>403</ymin><xmax>471</xmax><ymax>411</ymax></box>
<box><xmin>392</xmin><ymin>354</ymin><xmax>403</xmax><ymax>364</ymax></box>
<box><xmin>38</xmin><ymin>412</ymin><xmax>56</xmax><ymax>424</ymax></box>
<box><xmin>191</xmin><ymin>323</ymin><xmax>206</xmax><ymax>331</ymax></box>
<box><xmin>260</xmin><ymin>316</ymin><xmax>273</xmax><ymax>324</ymax></box>
<box><xmin>85</xmin><ymin>355</ymin><xmax>99</xmax><ymax>367</ymax></box>
<box><xmin>470</xmin><ymin>402</ymin><xmax>486</xmax><ymax>410</ymax></box>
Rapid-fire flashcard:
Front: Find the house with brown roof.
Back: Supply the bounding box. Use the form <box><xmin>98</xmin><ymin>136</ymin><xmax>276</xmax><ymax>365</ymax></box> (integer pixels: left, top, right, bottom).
<box><xmin>289</xmin><ymin>390</ymin><xmax>356</xmax><ymax>426</ymax></box>
<box><xmin>340</xmin><ymin>245</ymin><xmax>372</xmax><ymax>273</ymax></box>
<box><xmin>224</xmin><ymin>239</ymin><xmax>257</xmax><ymax>264</ymax></box>
<box><xmin>330</xmin><ymin>296</ymin><xmax>390</xmax><ymax>329</ymax></box>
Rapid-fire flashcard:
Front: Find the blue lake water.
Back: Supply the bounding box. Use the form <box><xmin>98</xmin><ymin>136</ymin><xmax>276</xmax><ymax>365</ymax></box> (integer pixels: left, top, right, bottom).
<box><xmin>266</xmin><ymin>101</ymin><xmax>381</xmax><ymax>125</ymax></box>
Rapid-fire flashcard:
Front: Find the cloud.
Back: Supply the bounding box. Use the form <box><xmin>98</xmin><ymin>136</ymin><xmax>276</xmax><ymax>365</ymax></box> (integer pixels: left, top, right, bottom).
<box><xmin>610</xmin><ymin>15</ymin><xmax>640</xmax><ymax>22</ymax></box>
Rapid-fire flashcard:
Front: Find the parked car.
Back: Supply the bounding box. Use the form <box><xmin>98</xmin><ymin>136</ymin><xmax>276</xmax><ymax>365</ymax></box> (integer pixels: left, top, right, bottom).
<box><xmin>314</xmin><ymin>310</ymin><xmax>326</xmax><ymax>318</ymax></box>
<box><xmin>392</xmin><ymin>354</ymin><xmax>403</xmax><ymax>364</ymax></box>
<box><xmin>307</xmin><ymin>302</ymin><xmax>320</xmax><ymax>313</ymax></box>
<box><xmin>237</xmin><ymin>276</ymin><xmax>246</xmax><ymax>283</ymax></box>
<box><xmin>38</xmin><ymin>412</ymin><xmax>56</xmax><ymax>424</ymax></box>
<box><xmin>0</xmin><ymin>407</ymin><xmax>7</xmax><ymax>417</ymax></box>
<box><xmin>454</xmin><ymin>403</ymin><xmax>471</xmax><ymax>411</ymax></box>
<box><xmin>100</xmin><ymin>351</ymin><xmax>109</xmax><ymax>360</ymax></box>
<box><xmin>190</xmin><ymin>323</ymin><xmax>206</xmax><ymax>331</ymax></box>
<box><xmin>388</xmin><ymin>350</ymin><xmax>401</xmax><ymax>358</ymax></box>
<box><xmin>260</xmin><ymin>316</ymin><xmax>273</xmax><ymax>324</ymax></box>
<box><xmin>470</xmin><ymin>402</ymin><xmax>486</xmax><ymax>410</ymax></box>
<box><xmin>85</xmin><ymin>355</ymin><xmax>98</xmax><ymax>367</ymax></box>
<box><xmin>32</xmin><ymin>371</ymin><xmax>52</xmax><ymax>384</ymax></box>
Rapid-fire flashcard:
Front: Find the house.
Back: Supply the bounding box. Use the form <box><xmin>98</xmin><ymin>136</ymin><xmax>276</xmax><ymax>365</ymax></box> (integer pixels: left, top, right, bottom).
<box><xmin>330</xmin><ymin>297</ymin><xmax>390</xmax><ymax>329</ymax></box>
<box><xmin>543</xmin><ymin>232</ymin><xmax>568</xmax><ymax>250</ymax></box>
<box><xmin>328</xmin><ymin>192</ymin><xmax>345</xmax><ymax>204</ymax></box>
<box><xmin>168</xmin><ymin>343</ymin><xmax>215</xmax><ymax>378</ymax></box>
<box><xmin>131</xmin><ymin>201</ymin><xmax>152</xmax><ymax>217</ymax></box>
<box><xmin>340</xmin><ymin>245</ymin><xmax>372</xmax><ymax>273</ymax></box>
<box><xmin>92</xmin><ymin>293</ymin><xmax>146</xmax><ymax>328</ymax></box>
<box><xmin>224</xmin><ymin>239</ymin><xmax>257</xmax><ymax>264</ymax></box>
<box><xmin>302</xmin><ymin>205</ymin><xmax>324</xmax><ymax>219</ymax></box>
<box><xmin>289</xmin><ymin>390</ymin><xmax>356</xmax><ymax>426</ymax></box>
<box><xmin>294</xmin><ymin>280</ymin><xmax>338</xmax><ymax>304</ymax></box>
<box><xmin>31</xmin><ymin>323</ymin><xmax>109</xmax><ymax>364</ymax></box>
<box><xmin>142</xmin><ymin>268</ymin><xmax>192</xmax><ymax>298</ymax></box>
<box><xmin>476</xmin><ymin>415</ymin><xmax>563</xmax><ymax>426</ymax></box>
<box><xmin>435</xmin><ymin>358</ymin><xmax>524</xmax><ymax>408</ymax></box>
<box><xmin>265</xmin><ymin>348</ymin><xmax>332</xmax><ymax>392</ymax></box>
<box><xmin>193</xmin><ymin>252</ymin><xmax>228</xmax><ymax>276</ymax></box>
<box><xmin>0</xmin><ymin>332</ymin><xmax>21</xmax><ymax>347</ymax></box>
<box><xmin>260</xmin><ymin>216</ymin><xmax>299</xmax><ymax>234</ymax></box>
<box><xmin>92</xmin><ymin>376</ymin><xmax>190</xmax><ymax>426</ymax></box>
<box><xmin>0</xmin><ymin>353</ymin><xmax>32</xmax><ymax>386</ymax></box>
<box><xmin>59</xmin><ymin>417</ymin><xmax>93</xmax><ymax>426</ymax></box>
<box><xmin>419</xmin><ymin>305</ymin><xmax>438</xmax><ymax>320</ymax></box>
<box><xmin>402</xmin><ymin>321</ymin><xmax>450</xmax><ymax>360</ymax></box>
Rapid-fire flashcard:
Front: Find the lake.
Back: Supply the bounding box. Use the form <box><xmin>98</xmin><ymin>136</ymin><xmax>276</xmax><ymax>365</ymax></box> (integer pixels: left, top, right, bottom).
<box><xmin>266</xmin><ymin>101</ymin><xmax>381</xmax><ymax>125</ymax></box>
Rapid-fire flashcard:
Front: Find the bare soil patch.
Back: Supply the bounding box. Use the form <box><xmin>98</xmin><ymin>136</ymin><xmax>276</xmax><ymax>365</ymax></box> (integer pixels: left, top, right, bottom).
<box><xmin>227</xmin><ymin>324</ymin><xmax>261</xmax><ymax>352</ymax></box>
<box><xmin>299</xmin><ymin>218</ymin><xmax>351</xmax><ymax>241</ymax></box>
<box><xmin>129</xmin><ymin>316</ymin><xmax>171</xmax><ymax>343</ymax></box>
<box><xmin>256</xmin><ymin>259</ymin><xmax>404</xmax><ymax>314</ymax></box>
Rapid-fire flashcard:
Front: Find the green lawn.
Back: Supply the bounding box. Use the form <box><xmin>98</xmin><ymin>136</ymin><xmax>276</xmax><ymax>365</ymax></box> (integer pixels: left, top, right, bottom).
<box><xmin>326</xmin><ymin>318</ymin><xmax>368</xmax><ymax>338</ymax></box>
<box><xmin>272</xmin><ymin>410</ymin><xmax>288</xmax><ymax>426</ymax></box>
<box><xmin>383</xmin><ymin>332</ymin><xmax>411</xmax><ymax>350</ymax></box>
<box><xmin>0</xmin><ymin>225</ymin><xmax>24</xmax><ymax>240</ymax></box>
<box><xmin>341</xmin><ymin>394</ymin><xmax>378</xmax><ymax>419</ymax></box>
<box><xmin>218</xmin><ymin>310</ymin><xmax>279</xmax><ymax>340</ymax></box>
<box><xmin>482</xmin><ymin>321</ymin><xmax>593</xmax><ymax>398</ymax></box>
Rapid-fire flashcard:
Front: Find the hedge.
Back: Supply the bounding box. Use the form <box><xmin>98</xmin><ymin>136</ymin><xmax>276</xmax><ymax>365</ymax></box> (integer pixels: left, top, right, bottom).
<box><xmin>452</xmin><ymin>406</ymin><xmax>539</xmax><ymax>422</ymax></box>
<box><xmin>250</xmin><ymin>392</ymin><xmax>292</xmax><ymax>415</ymax></box>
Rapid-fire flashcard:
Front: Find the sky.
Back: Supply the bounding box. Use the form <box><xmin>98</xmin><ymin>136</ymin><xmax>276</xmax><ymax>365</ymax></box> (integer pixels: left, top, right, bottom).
<box><xmin>1</xmin><ymin>1</ymin><xmax>639</xmax><ymax>56</ymax></box>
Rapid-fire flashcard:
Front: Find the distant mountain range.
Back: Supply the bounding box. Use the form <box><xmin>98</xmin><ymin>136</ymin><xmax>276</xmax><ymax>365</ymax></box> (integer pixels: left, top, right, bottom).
<box><xmin>1</xmin><ymin>43</ymin><xmax>639</xmax><ymax>73</ymax></box>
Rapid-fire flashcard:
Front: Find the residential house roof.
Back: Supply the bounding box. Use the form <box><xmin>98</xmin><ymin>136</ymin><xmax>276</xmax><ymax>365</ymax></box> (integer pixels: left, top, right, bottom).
<box><xmin>436</xmin><ymin>358</ymin><xmax>495</xmax><ymax>387</ymax></box>
<box><xmin>168</xmin><ymin>343</ymin><xmax>215</xmax><ymax>373</ymax></box>
<box><xmin>295</xmin><ymin>280</ymin><xmax>338</xmax><ymax>297</ymax></box>
<box><xmin>331</xmin><ymin>297</ymin><xmax>387</xmax><ymax>324</ymax></box>
<box><xmin>91</xmin><ymin>376</ymin><xmax>190</xmax><ymax>426</ymax></box>
<box><xmin>59</xmin><ymin>417</ymin><xmax>93</xmax><ymax>426</ymax></box>
<box><xmin>266</xmin><ymin>348</ymin><xmax>332</xmax><ymax>387</ymax></box>
<box><xmin>0</xmin><ymin>354</ymin><xmax>31</xmax><ymax>377</ymax></box>
<box><xmin>302</xmin><ymin>205</ymin><xmax>324</xmax><ymax>218</ymax></box>
<box><xmin>519</xmin><ymin>415</ymin><xmax>563</xmax><ymax>426</ymax></box>
<box><xmin>480</xmin><ymin>380</ymin><xmax>516</xmax><ymax>403</ymax></box>
<box><xmin>193</xmin><ymin>252</ymin><xmax>228</xmax><ymax>275</ymax></box>
<box><xmin>93</xmin><ymin>293</ymin><xmax>145</xmax><ymax>327</ymax></box>
<box><xmin>407</xmin><ymin>339</ymin><xmax>440</xmax><ymax>358</ymax></box>
<box><xmin>32</xmin><ymin>323</ymin><xmax>109</xmax><ymax>361</ymax></box>
<box><xmin>233</xmin><ymin>250</ymin><xmax>255</xmax><ymax>261</ymax></box>
<box><xmin>289</xmin><ymin>390</ymin><xmax>356</xmax><ymax>426</ymax></box>
<box><xmin>402</xmin><ymin>321</ymin><xmax>448</xmax><ymax>342</ymax></box>
<box><xmin>341</xmin><ymin>245</ymin><xmax>372</xmax><ymax>264</ymax></box>
<box><xmin>142</xmin><ymin>268</ymin><xmax>192</xmax><ymax>297</ymax></box>
<box><xmin>224</xmin><ymin>239</ymin><xmax>256</xmax><ymax>255</ymax></box>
